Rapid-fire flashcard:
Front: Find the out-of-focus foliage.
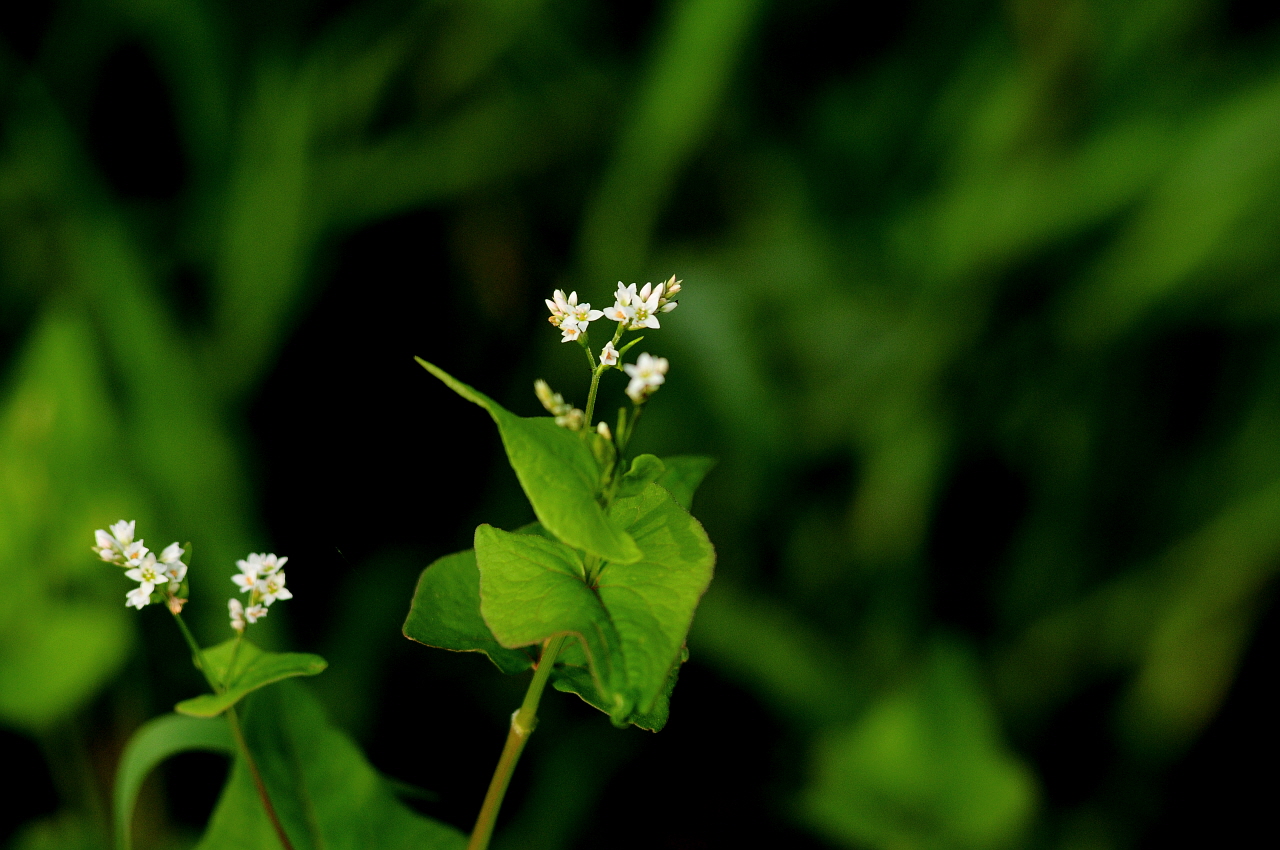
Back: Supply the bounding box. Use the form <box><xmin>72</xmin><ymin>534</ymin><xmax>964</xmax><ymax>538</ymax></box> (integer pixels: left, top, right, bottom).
<box><xmin>2</xmin><ymin>0</ymin><xmax>1277</xmax><ymax>848</ymax></box>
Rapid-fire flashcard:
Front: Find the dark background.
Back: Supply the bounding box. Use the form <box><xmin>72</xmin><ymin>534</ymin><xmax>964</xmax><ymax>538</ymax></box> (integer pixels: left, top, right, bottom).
<box><xmin>2</xmin><ymin>1</ymin><xmax>1278</xmax><ymax>848</ymax></box>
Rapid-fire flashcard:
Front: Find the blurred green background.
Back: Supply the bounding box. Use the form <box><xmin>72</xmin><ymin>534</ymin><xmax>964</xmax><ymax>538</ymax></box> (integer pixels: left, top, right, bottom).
<box><xmin>2</xmin><ymin>0</ymin><xmax>1277</xmax><ymax>847</ymax></box>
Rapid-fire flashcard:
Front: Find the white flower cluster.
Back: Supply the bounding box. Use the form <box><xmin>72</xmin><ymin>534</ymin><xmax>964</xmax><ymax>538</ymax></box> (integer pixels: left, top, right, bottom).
<box><xmin>93</xmin><ymin>520</ymin><xmax>187</xmax><ymax>610</ymax></box>
<box><xmin>624</xmin><ymin>353</ymin><xmax>669</xmax><ymax>404</ymax></box>
<box><xmin>228</xmin><ymin>553</ymin><xmax>292</xmax><ymax>631</ymax></box>
<box><xmin>604</xmin><ymin>276</ymin><xmax>680</xmax><ymax>331</ymax></box>
<box><xmin>545</xmin><ymin>290</ymin><xmax>602</xmax><ymax>343</ymax></box>
<box><xmin>545</xmin><ymin>276</ymin><xmax>681</xmax><ymax>343</ymax></box>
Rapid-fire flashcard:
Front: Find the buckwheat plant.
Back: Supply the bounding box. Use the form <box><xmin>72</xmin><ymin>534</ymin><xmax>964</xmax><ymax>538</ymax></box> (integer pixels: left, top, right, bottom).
<box><xmin>94</xmin><ymin>522</ymin><xmax>325</xmax><ymax>850</ymax></box>
<box><xmin>407</xmin><ymin>275</ymin><xmax>715</xmax><ymax>850</ymax></box>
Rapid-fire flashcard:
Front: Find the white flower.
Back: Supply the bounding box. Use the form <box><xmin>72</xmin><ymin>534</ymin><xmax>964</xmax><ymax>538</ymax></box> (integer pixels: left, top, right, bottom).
<box><xmin>257</xmin><ymin>554</ymin><xmax>287</xmax><ymax>575</ymax></box>
<box><xmin>560</xmin><ymin>323</ymin><xmax>582</xmax><ymax>343</ymax></box>
<box><xmin>159</xmin><ymin>542</ymin><xmax>186</xmax><ymax>583</ymax></box>
<box><xmin>93</xmin><ymin>520</ymin><xmax>143</xmax><ymax>564</ymax></box>
<box><xmin>256</xmin><ymin>571</ymin><xmax>293</xmax><ymax>606</ymax></box>
<box><xmin>126</xmin><ymin>585</ymin><xmax>153</xmax><ymax>610</ymax></box>
<box><xmin>624</xmin><ymin>353</ymin><xmax>669</xmax><ymax>403</ymax></box>
<box><xmin>600</xmin><ymin>341</ymin><xmax>619</xmax><ymax>366</ymax></box>
<box><xmin>228</xmin><ymin>598</ymin><xmax>246</xmax><ymax>632</ymax></box>
<box><xmin>626</xmin><ymin>288</ymin><xmax>662</xmax><ymax>331</ymax></box>
<box><xmin>121</xmin><ymin>541</ymin><xmax>149</xmax><ymax>568</ymax></box>
<box><xmin>125</xmin><ymin>553</ymin><xmax>169</xmax><ymax>592</ymax></box>
<box><xmin>596</xmin><ymin>421</ymin><xmax>613</xmax><ymax>440</ymax></box>
<box><xmin>545</xmin><ymin>289</ymin><xmax>571</xmax><ymax>327</ymax></box>
<box><xmin>245</xmin><ymin>604</ymin><xmax>269</xmax><ymax>624</ymax></box>
<box><xmin>567</xmin><ymin>300</ymin><xmax>603</xmax><ymax>330</ymax></box>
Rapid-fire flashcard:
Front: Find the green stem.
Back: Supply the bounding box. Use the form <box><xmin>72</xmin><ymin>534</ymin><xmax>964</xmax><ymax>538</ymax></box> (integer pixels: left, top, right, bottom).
<box><xmin>467</xmin><ymin>635</ymin><xmax>568</xmax><ymax>850</ymax></box>
<box><xmin>226</xmin><ymin>705</ymin><xmax>296</xmax><ymax>850</ymax></box>
<box><xmin>584</xmin><ymin>366</ymin><xmax>605</xmax><ymax>427</ymax></box>
<box><xmin>171</xmin><ymin>611</ymin><xmax>220</xmax><ymax>693</ymax></box>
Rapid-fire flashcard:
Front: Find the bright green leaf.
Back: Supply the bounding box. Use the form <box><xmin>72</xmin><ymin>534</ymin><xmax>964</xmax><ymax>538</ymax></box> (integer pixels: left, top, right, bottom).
<box><xmin>657</xmin><ymin>455</ymin><xmax>716</xmax><ymax>510</ymax></box>
<box><xmin>175</xmin><ymin>639</ymin><xmax>327</xmax><ymax>718</ymax></box>
<box><xmin>114</xmin><ymin>714</ymin><xmax>234</xmax><ymax>850</ymax></box>
<box><xmin>475</xmin><ymin>525</ymin><xmax>628</xmax><ymax>710</ymax></box>
<box><xmin>416</xmin><ymin>359</ymin><xmax>640</xmax><ymax>564</ymax></box>
<box><xmin>196</xmin><ymin>682</ymin><xmax>465</xmax><ymax>850</ymax></box>
<box><xmin>552</xmin><ymin>644</ymin><xmax>688</xmax><ymax>732</ymax></box>
<box><xmin>616</xmin><ymin>453</ymin><xmax>665</xmax><ymax>500</ymax></box>
<box><xmin>403</xmin><ymin>548</ymin><xmax>535</xmax><ymax>675</ymax></box>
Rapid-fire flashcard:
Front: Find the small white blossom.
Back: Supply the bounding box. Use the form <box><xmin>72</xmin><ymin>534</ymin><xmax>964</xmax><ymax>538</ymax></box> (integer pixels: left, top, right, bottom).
<box><xmin>626</xmin><ymin>288</ymin><xmax>662</xmax><ymax>331</ymax></box>
<box><xmin>600</xmin><ymin>341</ymin><xmax>619</xmax><ymax>366</ymax></box>
<box><xmin>256</xmin><ymin>571</ymin><xmax>294</xmax><ymax>606</ymax></box>
<box><xmin>245</xmin><ymin>604</ymin><xmax>269</xmax><ymax>624</ymax></box>
<box><xmin>125</xmin><ymin>585</ymin><xmax>153</xmax><ymax>610</ymax></box>
<box><xmin>159</xmin><ymin>542</ymin><xmax>186</xmax><ymax>583</ymax></box>
<box><xmin>125</xmin><ymin>553</ymin><xmax>169</xmax><ymax>591</ymax></box>
<box><xmin>597</xmin><ymin>421</ymin><xmax>613</xmax><ymax>440</ymax></box>
<box><xmin>228</xmin><ymin>598</ymin><xmax>246</xmax><ymax>632</ymax></box>
<box><xmin>624</xmin><ymin>353</ymin><xmax>669</xmax><ymax>403</ymax></box>
<box><xmin>544</xmin><ymin>289</ymin><xmax>571</xmax><ymax>327</ymax></box>
<box><xmin>257</xmin><ymin>554</ymin><xmax>287</xmax><ymax>575</ymax></box>
<box><xmin>560</xmin><ymin>323</ymin><xmax>582</xmax><ymax>343</ymax></box>
<box><xmin>93</xmin><ymin>520</ymin><xmax>143</xmax><ymax>564</ymax></box>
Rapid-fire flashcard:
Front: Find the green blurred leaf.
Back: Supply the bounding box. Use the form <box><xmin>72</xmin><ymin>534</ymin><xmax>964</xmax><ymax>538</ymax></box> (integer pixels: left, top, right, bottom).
<box><xmin>616</xmin><ymin>453</ymin><xmax>665</xmax><ymax>500</ymax></box>
<box><xmin>114</xmin><ymin>714</ymin><xmax>234</xmax><ymax>850</ymax></box>
<box><xmin>196</xmin><ymin>682</ymin><xmax>465</xmax><ymax>850</ymax></box>
<box><xmin>801</xmin><ymin>642</ymin><xmax>1037</xmax><ymax>850</ymax></box>
<box><xmin>656</xmin><ymin>454</ymin><xmax>716</xmax><ymax>510</ymax></box>
<box><xmin>175</xmin><ymin>639</ymin><xmax>327</xmax><ymax>718</ymax></box>
<box><xmin>0</xmin><ymin>310</ymin><xmax>133</xmax><ymax>732</ymax></box>
<box><xmin>417</xmin><ymin>358</ymin><xmax>640</xmax><ymax>564</ymax></box>
<box><xmin>402</xmin><ymin>547</ymin><xmax>535</xmax><ymax>675</ymax></box>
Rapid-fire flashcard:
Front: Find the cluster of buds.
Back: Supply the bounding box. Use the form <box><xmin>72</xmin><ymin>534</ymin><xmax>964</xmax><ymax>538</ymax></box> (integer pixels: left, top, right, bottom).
<box><xmin>228</xmin><ymin>553</ymin><xmax>292</xmax><ymax>631</ymax></box>
<box><xmin>604</xmin><ymin>276</ymin><xmax>681</xmax><ymax>331</ymax></box>
<box><xmin>535</xmin><ymin>379</ymin><xmax>585</xmax><ymax>430</ymax></box>
<box><xmin>544</xmin><ymin>290</ymin><xmax>603</xmax><ymax>343</ymax></box>
<box><xmin>93</xmin><ymin>520</ymin><xmax>188</xmax><ymax>611</ymax></box>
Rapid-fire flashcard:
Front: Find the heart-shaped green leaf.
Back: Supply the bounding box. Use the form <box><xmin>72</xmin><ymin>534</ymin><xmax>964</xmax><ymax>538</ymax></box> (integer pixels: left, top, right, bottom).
<box><xmin>175</xmin><ymin>639</ymin><xmax>327</xmax><ymax>718</ymax></box>
<box><xmin>416</xmin><ymin>358</ymin><xmax>640</xmax><ymax>564</ymax></box>
<box><xmin>196</xmin><ymin>682</ymin><xmax>465</xmax><ymax>850</ymax></box>
<box><xmin>402</xmin><ymin>548</ymin><xmax>535</xmax><ymax>674</ymax></box>
<box><xmin>476</xmin><ymin>482</ymin><xmax>714</xmax><ymax>727</ymax></box>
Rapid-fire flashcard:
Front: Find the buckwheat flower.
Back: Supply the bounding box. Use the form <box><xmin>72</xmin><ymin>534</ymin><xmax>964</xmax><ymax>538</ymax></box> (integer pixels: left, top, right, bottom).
<box><xmin>567</xmin><ymin>300</ymin><xmax>603</xmax><ymax>330</ymax></box>
<box><xmin>125</xmin><ymin>552</ymin><xmax>168</xmax><ymax>593</ymax></box>
<box><xmin>228</xmin><ymin>598</ymin><xmax>246</xmax><ymax>632</ymax></box>
<box><xmin>256</xmin><ymin>571</ymin><xmax>293</xmax><ymax>606</ymax></box>
<box><xmin>657</xmin><ymin>275</ymin><xmax>681</xmax><ymax>313</ymax></box>
<box><xmin>93</xmin><ymin>519</ymin><xmax>141</xmax><ymax>563</ymax></box>
<box><xmin>560</xmin><ymin>323</ymin><xmax>583</xmax><ymax>343</ymax></box>
<box><xmin>245</xmin><ymin>604</ymin><xmax>269</xmax><ymax>624</ymax></box>
<box><xmin>121</xmin><ymin>541</ymin><xmax>150</xmax><ymax>568</ymax></box>
<box><xmin>126</xmin><ymin>585</ymin><xmax>154</xmax><ymax>610</ymax></box>
<box><xmin>626</xmin><ymin>288</ymin><xmax>662</xmax><ymax>331</ymax></box>
<box><xmin>624</xmin><ymin>353</ymin><xmax>669</xmax><ymax>403</ymax></box>
<box><xmin>257</xmin><ymin>554</ymin><xmax>287</xmax><ymax>576</ymax></box>
<box><xmin>555</xmin><ymin>407</ymin><xmax>584</xmax><ymax>430</ymax></box>
<box><xmin>600</xmin><ymin>341</ymin><xmax>619</xmax><ymax>366</ymax></box>
<box><xmin>545</xmin><ymin>289</ymin><xmax>571</xmax><ymax>327</ymax></box>
<box><xmin>159</xmin><ymin>542</ymin><xmax>186</xmax><ymax>583</ymax></box>
<box><xmin>596</xmin><ymin>421</ymin><xmax>613</xmax><ymax>440</ymax></box>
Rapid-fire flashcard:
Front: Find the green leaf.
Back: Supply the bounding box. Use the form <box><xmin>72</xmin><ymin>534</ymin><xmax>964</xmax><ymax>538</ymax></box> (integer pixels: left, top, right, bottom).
<box><xmin>800</xmin><ymin>641</ymin><xmax>1037</xmax><ymax>850</ymax></box>
<box><xmin>402</xmin><ymin>548</ymin><xmax>535</xmax><ymax>675</ymax></box>
<box><xmin>416</xmin><ymin>358</ymin><xmax>640</xmax><ymax>564</ymax></box>
<box><xmin>175</xmin><ymin>639</ymin><xmax>327</xmax><ymax>718</ymax></box>
<box><xmin>476</xmin><ymin>482</ymin><xmax>714</xmax><ymax>728</ymax></box>
<box><xmin>552</xmin><ymin>645</ymin><xmax>688</xmax><ymax>732</ymax></box>
<box><xmin>196</xmin><ymin>682</ymin><xmax>465</xmax><ymax>850</ymax></box>
<box><xmin>616</xmin><ymin>453</ymin><xmax>666</xmax><ymax>500</ymax></box>
<box><xmin>114</xmin><ymin>714</ymin><xmax>234</xmax><ymax>850</ymax></box>
<box><xmin>656</xmin><ymin>455</ymin><xmax>716</xmax><ymax>510</ymax></box>
<box><xmin>598</xmin><ymin>482</ymin><xmax>714</xmax><ymax>720</ymax></box>
<box><xmin>475</xmin><ymin>525</ymin><xmax>627</xmax><ymax>709</ymax></box>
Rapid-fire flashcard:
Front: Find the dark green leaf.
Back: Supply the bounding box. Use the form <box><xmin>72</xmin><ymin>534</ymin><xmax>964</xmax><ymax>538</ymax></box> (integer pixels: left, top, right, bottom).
<box><xmin>657</xmin><ymin>455</ymin><xmax>716</xmax><ymax>510</ymax></box>
<box><xmin>115</xmin><ymin>714</ymin><xmax>234</xmax><ymax>850</ymax></box>
<box><xmin>175</xmin><ymin>639</ymin><xmax>327</xmax><ymax>718</ymax></box>
<box><xmin>416</xmin><ymin>359</ymin><xmax>640</xmax><ymax>564</ymax></box>
<box><xmin>403</xmin><ymin>548</ymin><xmax>535</xmax><ymax>675</ymax></box>
<box><xmin>196</xmin><ymin>682</ymin><xmax>465</xmax><ymax>850</ymax></box>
